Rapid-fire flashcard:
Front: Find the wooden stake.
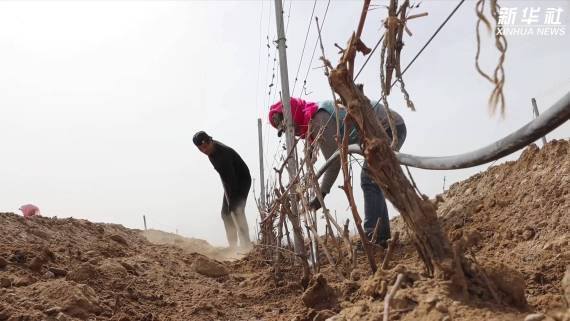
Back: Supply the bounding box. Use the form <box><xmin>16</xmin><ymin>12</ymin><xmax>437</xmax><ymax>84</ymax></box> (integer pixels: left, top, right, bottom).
<box><xmin>531</xmin><ymin>98</ymin><xmax>548</xmax><ymax>146</ymax></box>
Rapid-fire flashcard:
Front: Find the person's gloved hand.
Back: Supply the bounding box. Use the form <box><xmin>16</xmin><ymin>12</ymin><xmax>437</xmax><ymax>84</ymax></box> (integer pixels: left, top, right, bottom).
<box><xmin>309</xmin><ymin>192</ymin><xmax>327</xmax><ymax>211</ymax></box>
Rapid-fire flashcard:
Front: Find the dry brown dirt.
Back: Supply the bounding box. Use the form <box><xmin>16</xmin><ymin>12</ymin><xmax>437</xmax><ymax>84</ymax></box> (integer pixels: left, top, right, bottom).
<box><xmin>0</xmin><ymin>139</ymin><xmax>568</xmax><ymax>321</ymax></box>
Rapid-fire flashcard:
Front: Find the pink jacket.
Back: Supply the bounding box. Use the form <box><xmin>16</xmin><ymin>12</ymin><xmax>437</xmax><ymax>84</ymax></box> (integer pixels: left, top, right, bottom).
<box><xmin>19</xmin><ymin>204</ymin><xmax>40</xmax><ymax>218</ymax></box>
<box><xmin>268</xmin><ymin>97</ymin><xmax>318</xmax><ymax>139</ymax></box>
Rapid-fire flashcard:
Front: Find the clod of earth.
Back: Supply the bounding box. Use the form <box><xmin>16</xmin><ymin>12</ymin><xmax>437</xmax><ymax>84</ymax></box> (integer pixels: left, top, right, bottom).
<box><xmin>109</xmin><ymin>234</ymin><xmax>128</xmax><ymax>245</ymax></box>
<box><xmin>13</xmin><ymin>275</ymin><xmax>36</xmax><ymax>287</ymax></box>
<box><xmin>119</xmin><ymin>261</ymin><xmax>138</xmax><ymax>275</ymax></box>
<box><xmin>340</xmin><ymin>280</ymin><xmax>360</xmax><ymax>298</ymax></box>
<box><xmin>361</xmin><ymin>269</ymin><xmax>390</xmax><ymax>298</ymax></box>
<box><xmin>0</xmin><ymin>305</ymin><xmax>14</xmax><ymax>320</ymax></box>
<box><xmin>67</xmin><ymin>263</ymin><xmax>98</xmax><ymax>283</ymax></box>
<box><xmin>0</xmin><ymin>257</ymin><xmax>8</xmax><ymax>269</ymax></box>
<box><xmin>301</xmin><ymin>274</ymin><xmax>339</xmax><ymax>310</ymax></box>
<box><xmin>0</xmin><ymin>277</ymin><xmax>11</xmax><ymax>288</ymax></box>
<box><xmin>192</xmin><ymin>255</ymin><xmax>228</xmax><ymax>277</ymax></box>
<box><xmin>98</xmin><ymin>261</ymin><xmax>128</xmax><ymax>278</ymax></box>
<box><xmin>48</xmin><ymin>266</ymin><xmax>68</xmax><ymax>277</ymax></box>
<box><xmin>36</xmin><ymin>279</ymin><xmax>102</xmax><ymax>319</ymax></box>
<box><xmin>481</xmin><ymin>260</ymin><xmax>527</xmax><ymax>308</ymax></box>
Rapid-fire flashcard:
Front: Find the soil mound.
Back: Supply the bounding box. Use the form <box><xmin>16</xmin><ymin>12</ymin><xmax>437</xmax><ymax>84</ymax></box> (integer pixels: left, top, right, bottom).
<box><xmin>0</xmin><ymin>213</ymin><xmax>270</xmax><ymax>321</ymax></box>
<box><xmin>437</xmin><ymin>139</ymin><xmax>569</xmax><ymax>308</ymax></box>
<box><xmin>142</xmin><ymin>229</ymin><xmax>245</xmax><ymax>261</ymax></box>
<box><xmin>319</xmin><ymin>140</ymin><xmax>569</xmax><ymax>321</ymax></box>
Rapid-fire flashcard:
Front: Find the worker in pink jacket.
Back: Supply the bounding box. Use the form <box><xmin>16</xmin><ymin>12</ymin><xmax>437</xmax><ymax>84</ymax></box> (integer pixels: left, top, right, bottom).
<box><xmin>269</xmin><ymin>97</ymin><xmax>406</xmax><ymax>247</ymax></box>
<box><xmin>19</xmin><ymin>204</ymin><xmax>40</xmax><ymax>219</ymax></box>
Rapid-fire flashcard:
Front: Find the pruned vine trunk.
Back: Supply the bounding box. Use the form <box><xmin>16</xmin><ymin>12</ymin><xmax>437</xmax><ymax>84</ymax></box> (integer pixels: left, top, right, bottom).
<box><xmin>327</xmin><ymin>40</ymin><xmax>456</xmax><ymax>278</ymax></box>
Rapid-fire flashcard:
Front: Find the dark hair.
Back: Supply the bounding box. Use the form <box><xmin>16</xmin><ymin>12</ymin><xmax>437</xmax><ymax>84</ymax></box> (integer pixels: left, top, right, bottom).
<box><xmin>193</xmin><ymin>131</ymin><xmax>212</xmax><ymax>146</ymax></box>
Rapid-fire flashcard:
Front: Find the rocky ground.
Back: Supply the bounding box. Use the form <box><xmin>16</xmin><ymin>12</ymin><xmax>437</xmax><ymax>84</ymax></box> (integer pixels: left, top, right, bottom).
<box><xmin>0</xmin><ymin>139</ymin><xmax>568</xmax><ymax>321</ymax></box>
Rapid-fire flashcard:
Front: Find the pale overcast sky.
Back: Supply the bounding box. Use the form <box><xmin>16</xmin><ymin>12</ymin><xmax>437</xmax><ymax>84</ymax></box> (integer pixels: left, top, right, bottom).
<box><xmin>1</xmin><ymin>0</ymin><xmax>568</xmax><ymax>246</ymax></box>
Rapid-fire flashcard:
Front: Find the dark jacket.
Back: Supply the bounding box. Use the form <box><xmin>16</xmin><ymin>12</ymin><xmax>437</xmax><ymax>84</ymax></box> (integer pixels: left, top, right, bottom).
<box><xmin>208</xmin><ymin>141</ymin><xmax>252</xmax><ymax>203</ymax></box>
